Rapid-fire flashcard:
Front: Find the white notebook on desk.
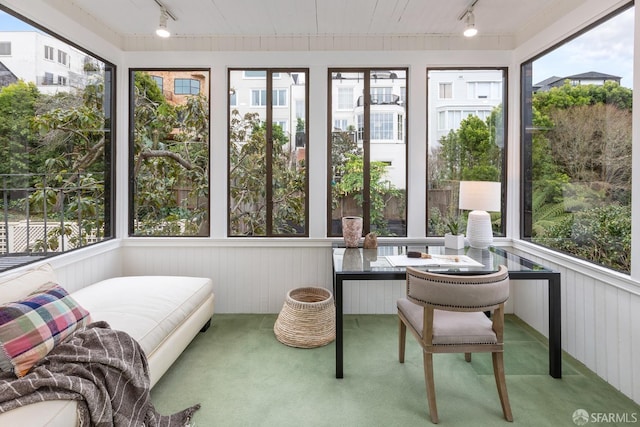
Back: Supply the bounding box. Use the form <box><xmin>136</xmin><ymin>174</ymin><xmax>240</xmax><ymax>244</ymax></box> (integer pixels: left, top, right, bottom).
<box><xmin>385</xmin><ymin>254</ymin><xmax>484</xmax><ymax>268</ymax></box>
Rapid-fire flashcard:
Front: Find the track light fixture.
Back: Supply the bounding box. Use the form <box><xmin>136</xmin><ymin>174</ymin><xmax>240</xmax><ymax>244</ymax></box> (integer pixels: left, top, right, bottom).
<box><xmin>156</xmin><ymin>7</ymin><xmax>170</xmax><ymax>38</ymax></box>
<box><xmin>458</xmin><ymin>0</ymin><xmax>479</xmax><ymax>38</ymax></box>
<box><xmin>153</xmin><ymin>0</ymin><xmax>176</xmax><ymax>38</ymax></box>
<box><xmin>463</xmin><ymin>10</ymin><xmax>477</xmax><ymax>37</ymax></box>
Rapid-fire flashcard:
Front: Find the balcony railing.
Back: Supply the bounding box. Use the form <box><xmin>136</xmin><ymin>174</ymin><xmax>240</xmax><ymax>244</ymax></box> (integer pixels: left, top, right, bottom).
<box><xmin>1</xmin><ymin>173</ymin><xmax>107</xmax><ymax>269</ymax></box>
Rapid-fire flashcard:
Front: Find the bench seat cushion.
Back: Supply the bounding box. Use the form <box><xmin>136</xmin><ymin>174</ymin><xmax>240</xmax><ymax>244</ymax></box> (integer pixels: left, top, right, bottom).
<box><xmin>71</xmin><ymin>275</ymin><xmax>213</xmax><ymax>357</ymax></box>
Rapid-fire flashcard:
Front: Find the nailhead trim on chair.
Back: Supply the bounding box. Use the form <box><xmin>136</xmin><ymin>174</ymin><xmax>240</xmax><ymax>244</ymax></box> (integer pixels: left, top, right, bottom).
<box><xmin>406</xmin><ymin>295</ymin><xmax>508</xmax><ymax>310</ymax></box>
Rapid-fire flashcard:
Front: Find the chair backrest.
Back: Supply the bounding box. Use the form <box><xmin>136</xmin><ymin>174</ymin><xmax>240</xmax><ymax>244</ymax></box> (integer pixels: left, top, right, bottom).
<box><xmin>405</xmin><ymin>265</ymin><xmax>509</xmax><ymax>312</ymax></box>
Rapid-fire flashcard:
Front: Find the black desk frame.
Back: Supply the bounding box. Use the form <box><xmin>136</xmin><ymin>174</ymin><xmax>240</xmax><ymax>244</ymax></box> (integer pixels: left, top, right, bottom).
<box><xmin>332</xmin><ymin>246</ymin><xmax>562</xmax><ymax>379</ymax></box>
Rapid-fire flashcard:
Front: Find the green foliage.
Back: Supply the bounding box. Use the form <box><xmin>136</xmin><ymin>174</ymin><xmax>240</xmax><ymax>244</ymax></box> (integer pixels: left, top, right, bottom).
<box><xmin>439</xmin><ymin>114</ymin><xmax>502</xmax><ymax>181</ymax></box>
<box><xmin>535</xmin><ymin>205</ymin><xmax>630</xmax><ymax>273</ymax></box>
<box><xmin>332</xmin><ymin>153</ymin><xmax>402</xmax><ymax>235</ymax></box>
<box><xmin>530</xmin><ymin>80</ymin><xmax>633</xmax><ymax>271</ymax></box>
<box><xmin>228</xmin><ymin>109</ymin><xmax>306</xmax><ymax>235</ymax></box>
<box><xmin>0</xmin><ymin>81</ymin><xmax>39</xmax><ymax>176</ymax></box>
<box><xmin>131</xmin><ymin>71</ymin><xmax>210</xmax><ymax>236</ymax></box>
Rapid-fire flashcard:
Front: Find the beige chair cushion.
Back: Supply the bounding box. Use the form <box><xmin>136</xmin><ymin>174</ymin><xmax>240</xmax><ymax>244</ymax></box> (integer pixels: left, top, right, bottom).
<box><xmin>406</xmin><ymin>265</ymin><xmax>509</xmax><ymax>311</ymax></box>
<box><xmin>398</xmin><ymin>298</ymin><xmax>497</xmax><ymax>345</ymax></box>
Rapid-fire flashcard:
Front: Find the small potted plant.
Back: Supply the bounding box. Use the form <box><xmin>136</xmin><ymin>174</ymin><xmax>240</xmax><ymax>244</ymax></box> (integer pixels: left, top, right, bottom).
<box><xmin>444</xmin><ymin>214</ymin><xmax>465</xmax><ymax>250</ymax></box>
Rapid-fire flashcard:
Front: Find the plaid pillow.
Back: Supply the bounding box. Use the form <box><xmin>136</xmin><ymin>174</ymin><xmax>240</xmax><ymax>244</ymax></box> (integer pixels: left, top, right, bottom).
<box><xmin>0</xmin><ymin>283</ymin><xmax>91</xmax><ymax>377</ymax></box>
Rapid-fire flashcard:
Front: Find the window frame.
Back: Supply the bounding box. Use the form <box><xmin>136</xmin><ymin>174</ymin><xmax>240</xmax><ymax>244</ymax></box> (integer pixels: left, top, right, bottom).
<box><xmin>128</xmin><ymin>68</ymin><xmax>211</xmax><ymax>237</ymax></box>
<box><xmin>327</xmin><ymin>67</ymin><xmax>409</xmax><ymax>237</ymax></box>
<box><xmin>227</xmin><ymin>67</ymin><xmax>310</xmax><ymax>237</ymax></box>
<box><xmin>519</xmin><ymin>3</ymin><xmax>633</xmax><ymax>273</ymax></box>
<box><xmin>0</xmin><ymin>4</ymin><xmax>116</xmax><ymax>271</ymax></box>
<box><xmin>426</xmin><ymin>67</ymin><xmax>508</xmax><ymax>237</ymax></box>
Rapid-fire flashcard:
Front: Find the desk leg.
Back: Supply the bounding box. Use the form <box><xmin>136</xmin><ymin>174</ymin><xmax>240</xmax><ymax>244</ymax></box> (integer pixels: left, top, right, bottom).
<box><xmin>334</xmin><ymin>274</ymin><xmax>343</xmax><ymax>379</ymax></box>
<box><xmin>548</xmin><ymin>273</ymin><xmax>562</xmax><ymax>378</ymax></box>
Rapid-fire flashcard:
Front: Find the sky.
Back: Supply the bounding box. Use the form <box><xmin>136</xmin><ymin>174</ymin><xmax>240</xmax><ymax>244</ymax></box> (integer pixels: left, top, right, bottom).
<box><xmin>532</xmin><ymin>7</ymin><xmax>634</xmax><ymax>89</ymax></box>
<box><xmin>0</xmin><ymin>10</ymin><xmax>36</xmax><ymax>31</ymax></box>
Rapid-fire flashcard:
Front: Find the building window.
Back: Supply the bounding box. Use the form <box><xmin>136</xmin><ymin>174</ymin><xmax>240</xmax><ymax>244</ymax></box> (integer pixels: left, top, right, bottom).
<box><xmin>467</xmin><ymin>81</ymin><xmax>499</xmax><ymax>99</ymax></box>
<box><xmin>129</xmin><ymin>69</ymin><xmax>210</xmax><ymax>237</ymax></box>
<box><xmin>0</xmin><ymin>41</ymin><xmax>10</xmax><ymax>55</ymax></box>
<box><xmin>328</xmin><ymin>68</ymin><xmax>408</xmax><ymax>237</ymax></box>
<box><xmin>370</xmin><ymin>87</ymin><xmax>392</xmax><ymax>104</ymax></box>
<box><xmin>334</xmin><ymin>119</ymin><xmax>348</xmax><ymax>131</ymax></box>
<box><xmin>174</xmin><ymin>78</ymin><xmax>200</xmax><ymax>95</ymax></box>
<box><xmin>57</xmin><ymin>50</ymin><xmax>68</xmax><ymax>66</ymax></box>
<box><xmin>228</xmin><ymin>68</ymin><xmax>309</xmax><ymax>237</ymax></box>
<box><xmin>273</xmin><ymin>89</ymin><xmax>287</xmax><ymax>106</ymax></box>
<box><xmin>44</xmin><ymin>45</ymin><xmax>54</xmax><ymax>60</ymax></box>
<box><xmin>337</xmin><ymin>87</ymin><xmax>353</xmax><ymax>110</ymax></box>
<box><xmin>252</xmin><ymin>89</ymin><xmax>287</xmax><ymax>107</ymax></box>
<box><xmin>439</xmin><ymin>82</ymin><xmax>452</xmax><ymax>99</ymax></box>
<box><xmin>0</xmin><ymin>8</ymin><xmax>115</xmax><ymax>272</ymax></box>
<box><xmin>371</xmin><ymin>112</ymin><xmax>393</xmax><ymax>140</ymax></box>
<box><xmin>243</xmin><ymin>70</ymin><xmax>280</xmax><ymax>79</ymax></box>
<box><xmin>151</xmin><ymin>75</ymin><xmax>163</xmax><ymax>92</ymax></box>
<box><xmin>521</xmin><ymin>5</ymin><xmax>633</xmax><ymax>273</ymax></box>
<box><xmin>251</xmin><ymin>89</ymin><xmax>266</xmax><ymax>106</ymax></box>
<box><xmin>427</xmin><ymin>68</ymin><xmax>507</xmax><ymax>238</ymax></box>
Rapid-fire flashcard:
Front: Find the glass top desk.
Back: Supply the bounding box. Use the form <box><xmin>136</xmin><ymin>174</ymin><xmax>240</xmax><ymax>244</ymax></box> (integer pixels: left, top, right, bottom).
<box><xmin>332</xmin><ymin>244</ymin><xmax>562</xmax><ymax>379</ymax></box>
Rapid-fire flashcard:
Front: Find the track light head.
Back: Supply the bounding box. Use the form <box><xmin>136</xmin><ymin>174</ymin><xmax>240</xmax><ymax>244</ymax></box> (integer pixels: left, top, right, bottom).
<box><xmin>156</xmin><ymin>7</ymin><xmax>170</xmax><ymax>38</ymax></box>
<box><xmin>463</xmin><ymin>10</ymin><xmax>478</xmax><ymax>37</ymax></box>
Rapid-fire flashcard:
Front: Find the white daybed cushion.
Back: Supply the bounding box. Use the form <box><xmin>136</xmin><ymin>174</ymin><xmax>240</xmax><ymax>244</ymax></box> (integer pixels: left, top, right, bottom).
<box><xmin>71</xmin><ymin>275</ymin><xmax>213</xmax><ymax>360</ymax></box>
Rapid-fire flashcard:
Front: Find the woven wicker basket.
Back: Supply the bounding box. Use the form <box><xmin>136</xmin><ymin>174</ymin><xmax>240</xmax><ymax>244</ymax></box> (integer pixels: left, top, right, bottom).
<box><xmin>274</xmin><ymin>287</ymin><xmax>336</xmax><ymax>348</ymax></box>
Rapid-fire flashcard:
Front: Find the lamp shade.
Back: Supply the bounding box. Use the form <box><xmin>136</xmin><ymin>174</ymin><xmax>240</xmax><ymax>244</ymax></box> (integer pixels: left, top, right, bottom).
<box><xmin>459</xmin><ymin>181</ymin><xmax>501</xmax><ymax>212</ymax></box>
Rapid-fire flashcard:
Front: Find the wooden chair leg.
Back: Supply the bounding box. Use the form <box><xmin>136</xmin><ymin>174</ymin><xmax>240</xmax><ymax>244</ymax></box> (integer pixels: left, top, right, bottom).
<box><xmin>492</xmin><ymin>352</ymin><xmax>513</xmax><ymax>422</ymax></box>
<box><xmin>465</xmin><ymin>352</ymin><xmax>472</xmax><ymax>362</ymax></box>
<box><xmin>399</xmin><ymin>318</ymin><xmax>406</xmax><ymax>363</ymax></box>
<box><xmin>423</xmin><ymin>351</ymin><xmax>439</xmax><ymax>424</ymax></box>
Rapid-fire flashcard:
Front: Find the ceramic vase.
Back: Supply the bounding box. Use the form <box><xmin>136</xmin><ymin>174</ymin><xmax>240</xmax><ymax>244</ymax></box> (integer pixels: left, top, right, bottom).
<box><xmin>342</xmin><ymin>216</ymin><xmax>363</xmax><ymax>248</ymax></box>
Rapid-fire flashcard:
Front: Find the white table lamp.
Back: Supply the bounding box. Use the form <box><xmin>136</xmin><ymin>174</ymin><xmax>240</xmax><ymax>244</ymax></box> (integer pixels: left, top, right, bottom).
<box><xmin>459</xmin><ymin>181</ymin><xmax>501</xmax><ymax>249</ymax></box>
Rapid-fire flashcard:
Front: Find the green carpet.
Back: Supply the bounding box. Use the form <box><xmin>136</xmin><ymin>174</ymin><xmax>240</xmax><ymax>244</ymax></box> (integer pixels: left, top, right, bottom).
<box><xmin>151</xmin><ymin>314</ymin><xmax>639</xmax><ymax>426</ymax></box>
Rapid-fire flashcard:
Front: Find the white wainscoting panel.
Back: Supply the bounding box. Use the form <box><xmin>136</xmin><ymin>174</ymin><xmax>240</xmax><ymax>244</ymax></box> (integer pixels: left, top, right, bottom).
<box><xmin>508</xmin><ymin>246</ymin><xmax>640</xmax><ymax>405</ymax></box>
<box><xmin>14</xmin><ymin>240</ymin><xmax>638</xmax><ymax>405</ymax></box>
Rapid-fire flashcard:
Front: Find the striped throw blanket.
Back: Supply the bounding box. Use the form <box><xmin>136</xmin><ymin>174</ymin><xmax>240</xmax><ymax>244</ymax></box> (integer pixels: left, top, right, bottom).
<box><xmin>0</xmin><ymin>321</ymin><xmax>200</xmax><ymax>426</ymax></box>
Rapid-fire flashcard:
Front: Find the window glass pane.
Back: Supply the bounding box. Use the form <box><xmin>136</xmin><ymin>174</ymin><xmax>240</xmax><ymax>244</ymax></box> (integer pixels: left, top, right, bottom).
<box><xmin>522</xmin><ymin>5</ymin><xmax>633</xmax><ymax>273</ymax></box>
<box><xmin>229</xmin><ymin>69</ymin><xmax>308</xmax><ymax>236</ymax></box>
<box><xmin>0</xmin><ymin>8</ymin><xmax>114</xmax><ymax>271</ymax></box>
<box><xmin>329</xmin><ymin>69</ymin><xmax>407</xmax><ymax>237</ymax></box>
<box><xmin>130</xmin><ymin>70</ymin><xmax>210</xmax><ymax>236</ymax></box>
<box><xmin>427</xmin><ymin>69</ymin><xmax>506</xmax><ymax>237</ymax></box>
<box><xmin>337</xmin><ymin>87</ymin><xmax>353</xmax><ymax>109</ymax></box>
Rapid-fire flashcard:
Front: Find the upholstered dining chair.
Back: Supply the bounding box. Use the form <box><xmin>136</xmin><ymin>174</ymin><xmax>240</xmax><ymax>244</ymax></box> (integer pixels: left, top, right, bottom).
<box><xmin>397</xmin><ymin>265</ymin><xmax>513</xmax><ymax>424</ymax></box>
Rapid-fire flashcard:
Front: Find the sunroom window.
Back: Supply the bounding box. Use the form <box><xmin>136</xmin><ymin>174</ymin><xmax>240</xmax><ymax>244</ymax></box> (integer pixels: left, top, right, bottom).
<box><xmin>0</xmin><ymin>7</ymin><xmax>115</xmax><ymax>271</ymax></box>
<box><xmin>328</xmin><ymin>68</ymin><xmax>408</xmax><ymax>237</ymax></box>
<box><xmin>521</xmin><ymin>4</ymin><xmax>634</xmax><ymax>273</ymax></box>
<box><xmin>426</xmin><ymin>68</ymin><xmax>507</xmax><ymax>238</ymax></box>
<box><xmin>129</xmin><ymin>69</ymin><xmax>210</xmax><ymax>237</ymax></box>
<box><xmin>228</xmin><ymin>68</ymin><xmax>308</xmax><ymax>237</ymax></box>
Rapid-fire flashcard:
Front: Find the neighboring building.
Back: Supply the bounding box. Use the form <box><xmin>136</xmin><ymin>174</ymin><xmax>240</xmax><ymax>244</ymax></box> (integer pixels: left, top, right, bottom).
<box><xmin>0</xmin><ymin>31</ymin><xmax>95</xmax><ymax>93</ymax></box>
<box><xmin>147</xmin><ymin>70</ymin><xmax>210</xmax><ymax>105</ymax></box>
<box><xmin>428</xmin><ymin>69</ymin><xmax>504</xmax><ymax>151</ymax></box>
<box><xmin>330</xmin><ymin>70</ymin><xmax>407</xmax><ymax>189</ymax></box>
<box><xmin>533</xmin><ymin>71</ymin><xmax>621</xmax><ymax>92</ymax></box>
<box><xmin>229</xmin><ymin>70</ymin><xmax>306</xmax><ymax>138</ymax></box>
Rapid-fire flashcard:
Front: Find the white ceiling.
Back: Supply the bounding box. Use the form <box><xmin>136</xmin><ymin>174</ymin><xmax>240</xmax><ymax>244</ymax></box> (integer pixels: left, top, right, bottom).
<box><xmin>39</xmin><ymin>0</ymin><xmax>588</xmax><ymax>50</ymax></box>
